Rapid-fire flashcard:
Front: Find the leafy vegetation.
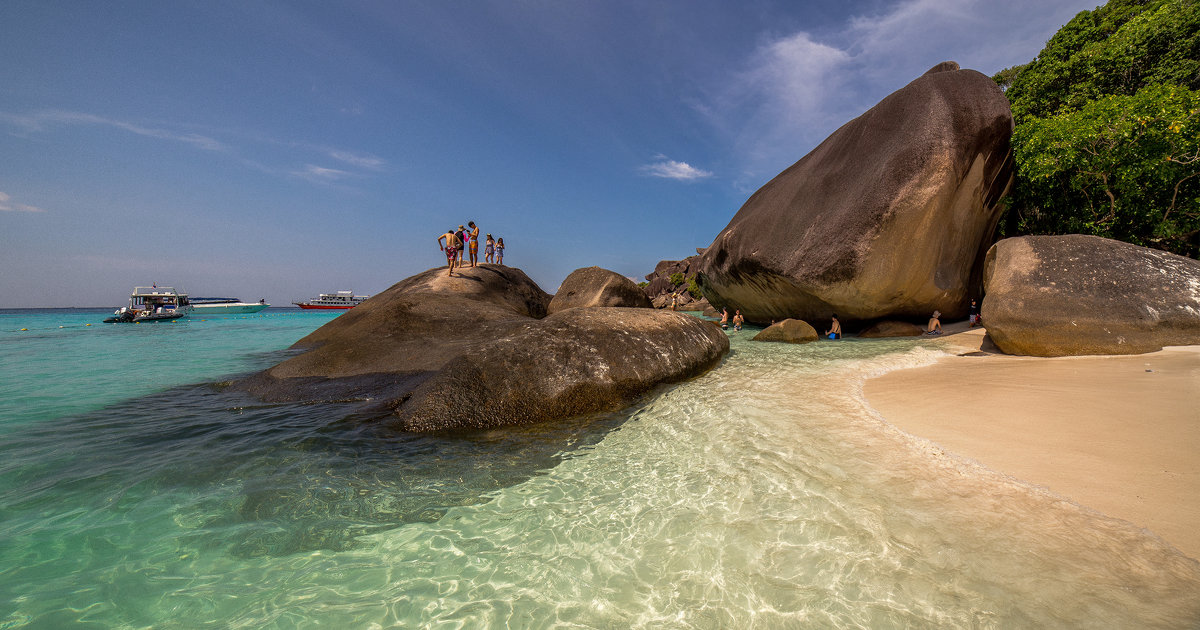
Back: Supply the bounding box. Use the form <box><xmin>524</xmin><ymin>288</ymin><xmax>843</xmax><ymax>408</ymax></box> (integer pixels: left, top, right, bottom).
<box><xmin>995</xmin><ymin>0</ymin><xmax>1200</xmax><ymax>256</ymax></box>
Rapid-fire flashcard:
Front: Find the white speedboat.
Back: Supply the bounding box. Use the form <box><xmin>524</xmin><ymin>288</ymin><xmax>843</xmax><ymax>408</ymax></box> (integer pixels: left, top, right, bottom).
<box><xmin>104</xmin><ymin>286</ymin><xmax>192</xmax><ymax>323</ymax></box>
<box><xmin>191</xmin><ymin>297</ymin><xmax>270</xmax><ymax>315</ymax></box>
<box><xmin>293</xmin><ymin>291</ymin><xmax>369</xmax><ymax>310</ymax></box>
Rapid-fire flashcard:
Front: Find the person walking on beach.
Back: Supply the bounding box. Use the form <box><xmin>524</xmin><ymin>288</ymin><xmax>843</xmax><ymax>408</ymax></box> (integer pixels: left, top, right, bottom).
<box><xmin>926</xmin><ymin>310</ymin><xmax>943</xmax><ymax>335</ymax></box>
<box><xmin>484</xmin><ymin>234</ymin><xmax>495</xmax><ymax>263</ymax></box>
<box><xmin>438</xmin><ymin>228</ymin><xmax>461</xmax><ymax>276</ymax></box>
<box><xmin>825</xmin><ymin>314</ymin><xmax>841</xmax><ymax>339</ymax></box>
<box><xmin>496</xmin><ymin>237</ymin><xmax>505</xmax><ymax>265</ymax></box>
<box><xmin>732</xmin><ymin>309</ymin><xmax>744</xmax><ymax>331</ymax></box>
<box><xmin>968</xmin><ymin>299</ymin><xmax>981</xmax><ymax>327</ymax></box>
<box><xmin>467</xmin><ymin>221</ymin><xmax>480</xmax><ymax>267</ymax></box>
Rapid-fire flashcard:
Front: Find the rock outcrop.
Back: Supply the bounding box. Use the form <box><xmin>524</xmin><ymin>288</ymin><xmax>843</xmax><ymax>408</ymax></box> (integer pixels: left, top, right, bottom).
<box><xmin>982</xmin><ymin>235</ymin><xmax>1200</xmax><ymax>356</ymax></box>
<box><xmin>858</xmin><ymin>321</ymin><xmax>925</xmax><ymax>338</ymax></box>
<box><xmin>548</xmin><ymin>266</ymin><xmax>651</xmax><ymax>314</ymax></box>
<box><xmin>643</xmin><ymin>256</ymin><xmax>700</xmax><ymax>304</ymax></box>
<box><xmin>235</xmin><ymin>265</ymin><xmax>728</xmax><ymax>430</ymax></box>
<box><xmin>696</xmin><ymin>62</ymin><xmax>1013</xmax><ymax>325</ymax></box>
<box><xmin>751</xmin><ymin>319</ymin><xmax>819</xmax><ymax>344</ymax></box>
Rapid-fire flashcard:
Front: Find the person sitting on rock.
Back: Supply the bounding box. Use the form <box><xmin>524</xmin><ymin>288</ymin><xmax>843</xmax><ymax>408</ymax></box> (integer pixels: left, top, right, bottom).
<box><xmin>732</xmin><ymin>310</ymin><xmax>744</xmax><ymax>331</ymax></box>
<box><xmin>826</xmin><ymin>314</ymin><xmax>841</xmax><ymax>339</ymax></box>
<box><xmin>926</xmin><ymin>310</ymin><xmax>943</xmax><ymax>335</ymax></box>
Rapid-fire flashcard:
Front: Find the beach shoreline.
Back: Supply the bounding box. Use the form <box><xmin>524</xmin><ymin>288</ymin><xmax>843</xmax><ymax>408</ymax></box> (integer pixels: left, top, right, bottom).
<box><xmin>863</xmin><ymin>322</ymin><xmax>1200</xmax><ymax>560</ymax></box>
<box><xmin>864</xmin><ymin>321</ymin><xmax>1200</xmax><ymax>556</ymax></box>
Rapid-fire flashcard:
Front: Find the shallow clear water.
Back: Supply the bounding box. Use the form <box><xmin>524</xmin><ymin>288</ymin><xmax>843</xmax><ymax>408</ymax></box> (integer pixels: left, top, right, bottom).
<box><xmin>1</xmin><ymin>310</ymin><xmax>1198</xmax><ymax>629</ymax></box>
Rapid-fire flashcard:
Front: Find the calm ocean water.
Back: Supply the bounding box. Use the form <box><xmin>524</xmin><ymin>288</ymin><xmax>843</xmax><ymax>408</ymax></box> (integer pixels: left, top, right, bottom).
<box><xmin>1</xmin><ymin>308</ymin><xmax>1198</xmax><ymax>629</ymax></box>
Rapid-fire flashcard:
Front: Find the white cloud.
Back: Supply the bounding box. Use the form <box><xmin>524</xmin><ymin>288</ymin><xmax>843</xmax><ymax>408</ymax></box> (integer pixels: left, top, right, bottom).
<box><xmin>294</xmin><ymin>164</ymin><xmax>352</xmax><ymax>181</ymax></box>
<box><xmin>328</xmin><ymin>150</ymin><xmax>385</xmax><ymax>170</ymax></box>
<box><xmin>5</xmin><ymin>110</ymin><xmax>225</xmax><ymax>152</ymax></box>
<box><xmin>640</xmin><ymin>157</ymin><xmax>713</xmax><ymax>181</ymax></box>
<box><xmin>0</xmin><ymin>191</ymin><xmax>47</xmax><ymax>213</ymax></box>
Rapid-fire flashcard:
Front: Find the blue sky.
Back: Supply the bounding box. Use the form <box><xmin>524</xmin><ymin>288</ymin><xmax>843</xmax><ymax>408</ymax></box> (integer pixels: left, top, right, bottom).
<box><xmin>0</xmin><ymin>0</ymin><xmax>1098</xmax><ymax>308</ymax></box>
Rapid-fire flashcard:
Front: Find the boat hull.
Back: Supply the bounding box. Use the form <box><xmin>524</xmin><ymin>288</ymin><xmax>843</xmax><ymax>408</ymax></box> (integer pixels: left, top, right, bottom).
<box><xmin>192</xmin><ymin>303</ymin><xmax>270</xmax><ymax>315</ymax></box>
<box><xmin>295</xmin><ymin>303</ymin><xmax>356</xmax><ymax>310</ymax></box>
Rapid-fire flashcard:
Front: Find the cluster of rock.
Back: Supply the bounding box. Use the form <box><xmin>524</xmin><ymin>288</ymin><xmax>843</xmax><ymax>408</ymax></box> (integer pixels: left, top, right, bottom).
<box><xmin>694</xmin><ymin>61</ymin><xmax>1015</xmax><ymax>327</ymax></box>
<box><xmin>235</xmin><ymin>265</ymin><xmax>728</xmax><ymax>431</ymax></box>
<box><xmin>641</xmin><ymin>256</ymin><xmax>714</xmax><ymax>312</ymax></box>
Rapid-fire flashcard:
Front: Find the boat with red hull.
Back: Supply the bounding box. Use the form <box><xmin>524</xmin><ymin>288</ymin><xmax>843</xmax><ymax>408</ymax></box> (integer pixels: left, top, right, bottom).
<box><xmin>293</xmin><ymin>291</ymin><xmax>369</xmax><ymax>310</ymax></box>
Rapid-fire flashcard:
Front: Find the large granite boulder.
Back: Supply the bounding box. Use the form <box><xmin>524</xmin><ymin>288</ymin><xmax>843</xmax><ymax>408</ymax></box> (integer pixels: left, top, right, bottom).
<box><xmin>548</xmin><ymin>266</ymin><xmax>651</xmax><ymax>314</ymax></box>
<box><xmin>751</xmin><ymin>318</ymin><xmax>819</xmax><ymax>344</ymax></box>
<box><xmin>234</xmin><ymin>266</ymin><xmax>728</xmax><ymax>429</ymax></box>
<box><xmin>696</xmin><ymin>62</ymin><xmax>1013</xmax><ymax>325</ymax></box>
<box><xmin>982</xmin><ymin>235</ymin><xmax>1200</xmax><ymax>356</ymax></box>
<box><xmin>391</xmin><ymin>308</ymin><xmax>728</xmax><ymax>431</ymax></box>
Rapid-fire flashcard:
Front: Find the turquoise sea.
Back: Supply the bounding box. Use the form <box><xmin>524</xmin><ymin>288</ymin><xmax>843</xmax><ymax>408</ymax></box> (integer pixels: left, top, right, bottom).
<box><xmin>2</xmin><ymin>307</ymin><xmax>1198</xmax><ymax>629</ymax></box>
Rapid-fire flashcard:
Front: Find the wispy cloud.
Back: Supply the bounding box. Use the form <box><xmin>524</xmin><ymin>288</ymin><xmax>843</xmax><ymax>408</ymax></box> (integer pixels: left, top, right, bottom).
<box><xmin>0</xmin><ymin>191</ymin><xmax>47</xmax><ymax>213</ymax></box>
<box><xmin>293</xmin><ymin>164</ymin><xmax>353</xmax><ymax>182</ymax></box>
<box><xmin>3</xmin><ymin>110</ymin><xmax>224</xmax><ymax>152</ymax></box>
<box><xmin>640</xmin><ymin>156</ymin><xmax>713</xmax><ymax>181</ymax></box>
<box><xmin>328</xmin><ymin>150</ymin><xmax>385</xmax><ymax>170</ymax></box>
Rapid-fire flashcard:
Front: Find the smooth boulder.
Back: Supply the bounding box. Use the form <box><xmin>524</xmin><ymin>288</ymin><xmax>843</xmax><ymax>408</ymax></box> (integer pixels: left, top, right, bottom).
<box><xmin>235</xmin><ymin>265</ymin><xmax>728</xmax><ymax>430</ymax></box>
<box><xmin>548</xmin><ymin>266</ymin><xmax>651</xmax><ymax>314</ymax></box>
<box><xmin>697</xmin><ymin>62</ymin><xmax>1014</xmax><ymax>325</ymax></box>
<box><xmin>751</xmin><ymin>318</ymin><xmax>819</xmax><ymax>344</ymax></box>
<box><xmin>391</xmin><ymin>308</ymin><xmax>728</xmax><ymax>431</ymax></box>
<box><xmin>982</xmin><ymin>235</ymin><xmax>1200</xmax><ymax>356</ymax></box>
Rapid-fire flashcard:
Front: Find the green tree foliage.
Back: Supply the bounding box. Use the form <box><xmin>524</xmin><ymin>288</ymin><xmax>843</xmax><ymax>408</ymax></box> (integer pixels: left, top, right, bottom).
<box><xmin>1013</xmin><ymin>84</ymin><xmax>1199</xmax><ymax>251</ymax></box>
<box><xmin>669</xmin><ymin>272</ymin><xmax>684</xmax><ymax>287</ymax></box>
<box><xmin>996</xmin><ymin>0</ymin><xmax>1200</xmax><ymax>256</ymax></box>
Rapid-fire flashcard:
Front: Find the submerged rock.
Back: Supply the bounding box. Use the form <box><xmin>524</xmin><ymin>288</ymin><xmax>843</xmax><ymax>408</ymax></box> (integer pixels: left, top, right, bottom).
<box><xmin>982</xmin><ymin>235</ymin><xmax>1200</xmax><ymax>356</ymax></box>
<box><xmin>548</xmin><ymin>266</ymin><xmax>651</xmax><ymax>314</ymax></box>
<box><xmin>751</xmin><ymin>319</ymin><xmax>819</xmax><ymax>344</ymax></box>
<box><xmin>858</xmin><ymin>321</ymin><xmax>925</xmax><ymax>338</ymax></box>
<box><xmin>235</xmin><ymin>266</ymin><xmax>728</xmax><ymax>430</ymax></box>
<box><xmin>697</xmin><ymin>62</ymin><xmax>1014</xmax><ymax>325</ymax></box>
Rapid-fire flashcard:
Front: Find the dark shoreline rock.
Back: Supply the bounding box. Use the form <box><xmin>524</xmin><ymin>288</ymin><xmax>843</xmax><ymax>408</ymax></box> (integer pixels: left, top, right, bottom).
<box><xmin>983</xmin><ymin>235</ymin><xmax>1200</xmax><ymax>356</ymax></box>
<box><xmin>234</xmin><ymin>265</ymin><xmax>729</xmax><ymax>430</ymax></box>
<box><xmin>751</xmin><ymin>319</ymin><xmax>819</xmax><ymax>344</ymax></box>
<box><xmin>548</xmin><ymin>266</ymin><xmax>651</xmax><ymax>314</ymax></box>
<box><xmin>696</xmin><ymin>62</ymin><xmax>1013</xmax><ymax>326</ymax></box>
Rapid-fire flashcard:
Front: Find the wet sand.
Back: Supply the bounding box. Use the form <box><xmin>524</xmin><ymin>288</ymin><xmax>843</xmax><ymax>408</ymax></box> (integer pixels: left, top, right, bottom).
<box><xmin>864</xmin><ymin>322</ymin><xmax>1200</xmax><ymax>559</ymax></box>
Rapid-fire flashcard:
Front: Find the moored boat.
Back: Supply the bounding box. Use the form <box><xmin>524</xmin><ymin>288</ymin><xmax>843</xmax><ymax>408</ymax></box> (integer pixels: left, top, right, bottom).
<box><xmin>293</xmin><ymin>291</ymin><xmax>369</xmax><ymax>310</ymax></box>
<box><xmin>104</xmin><ymin>286</ymin><xmax>192</xmax><ymax>323</ymax></box>
<box><xmin>191</xmin><ymin>297</ymin><xmax>270</xmax><ymax>315</ymax></box>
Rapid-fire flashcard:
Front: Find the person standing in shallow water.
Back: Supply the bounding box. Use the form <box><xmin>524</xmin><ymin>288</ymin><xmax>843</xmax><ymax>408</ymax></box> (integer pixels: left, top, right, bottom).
<box><xmin>825</xmin><ymin>314</ymin><xmax>841</xmax><ymax>339</ymax></box>
<box><xmin>496</xmin><ymin>237</ymin><xmax>505</xmax><ymax>265</ymax></box>
<box><xmin>484</xmin><ymin>234</ymin><xmax>495</xmax><ymax>263</ymax></box>
<box><xmin>438</xmin><ymin>228</ymin><xmax>460</xmax><ymax>277</ymax></box>
<box><xmin>719</xmin><ymin>307</ymin><xmax>728</xmax><ymax>329</ymax></box>
<box><xmin>467</xmin><ymin>221</ymin><xmax>480</xmax><ymax>267</ymax></box>
<box><xmin>732</xmin><ymin>310</ymin><xmax>744</xmax><ymax>331</ymax></box>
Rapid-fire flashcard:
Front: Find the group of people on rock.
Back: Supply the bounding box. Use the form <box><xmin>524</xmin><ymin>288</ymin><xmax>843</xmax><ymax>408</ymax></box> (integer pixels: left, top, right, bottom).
<box><xmin>716</xmin><ymin>299</ymin><xmax>983</xmax><ymax>338</ymax></box>
<box><xmin>437</xmin><ymin>221</ymin><xmax>504</xmax><ymax>276</ymax></box>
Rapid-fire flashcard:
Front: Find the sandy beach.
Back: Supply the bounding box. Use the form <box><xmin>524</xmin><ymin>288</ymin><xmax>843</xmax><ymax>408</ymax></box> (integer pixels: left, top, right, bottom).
<box><xmin>864</xmin><ymin>322</ymin><xmax>1200</xmax><ymax>560</ymax></box>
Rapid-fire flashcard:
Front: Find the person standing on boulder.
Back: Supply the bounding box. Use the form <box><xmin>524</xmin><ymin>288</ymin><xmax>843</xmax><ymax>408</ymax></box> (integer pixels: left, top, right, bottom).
<box><xmin>826</xmin><ymin>314</ymin><xmax>841</xmax><ymax>339</ymax></box>
<box><xmin>438</xmin><ymin>228</ymin><xmax>460</xmax><ymax>277</ymax></box>
<box><xmin>455</xmin><ymin>225</ymin><xmax>467</xmax><ymax>264</ymax></box>
<box><xmin>467</xmin><ymin>221</ymin><xmax>480</xmax><ymax>267</ymax></box>
<box><xmin>496</xmin><ymin>237</ymin><xmax>505</xmax><ymax>265</ymax></box>
<box><xmin>484</xmin><ymin>234</ymin><xmax>495</xmax><ymax>263</ymax></box>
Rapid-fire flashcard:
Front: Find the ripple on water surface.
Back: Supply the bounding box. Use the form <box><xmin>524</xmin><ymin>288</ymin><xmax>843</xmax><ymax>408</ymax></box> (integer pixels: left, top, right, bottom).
<box><xmin>1</xmin><ymin>327</ymin><xmax>1199</xmax><ymax>629</ymax></box>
